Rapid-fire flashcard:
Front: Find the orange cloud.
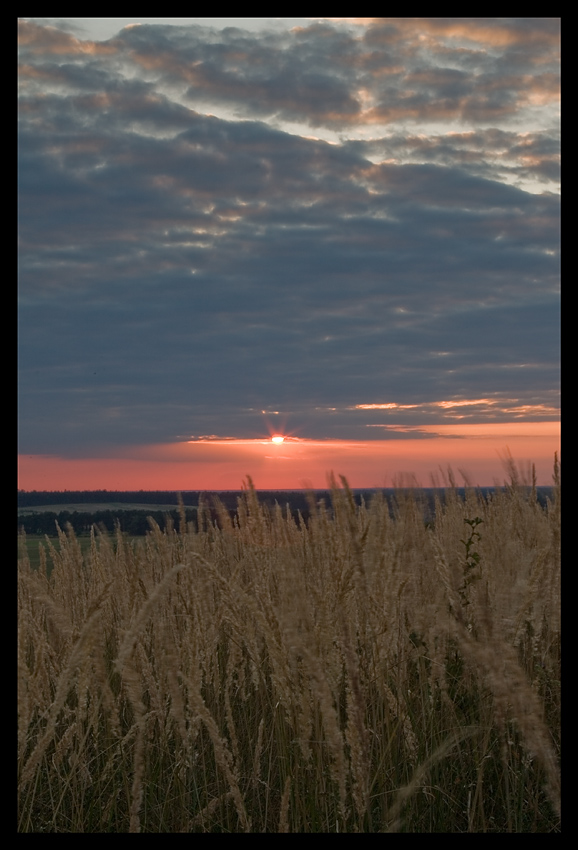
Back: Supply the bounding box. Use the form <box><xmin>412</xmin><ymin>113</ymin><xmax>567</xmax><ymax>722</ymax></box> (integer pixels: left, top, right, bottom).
<box><xmin>18</xmin><ymin>422</ymin><xmax>560</xmax><ymax>491</ymax></box>
<box><xmin>350</xmin><ymin>399</ymin><xmax>560</xmax><ymax>419</ymax></box>
<box><xmin>337</xmin><ymin>17</ymin><xmax>560</xmax><ymax>49</ymax></box>
<box><xmin>18</xmin><ymin>20</ymin><xmax>116</xmax><ymax>56</ymax></box>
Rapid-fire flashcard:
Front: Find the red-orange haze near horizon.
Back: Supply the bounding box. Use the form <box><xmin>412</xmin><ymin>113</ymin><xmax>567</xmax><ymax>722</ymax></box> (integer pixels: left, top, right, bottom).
<box><xmin>18</xmin><ymin>422</ymin><xmax>560</xmax><ymax>491</ymax></box>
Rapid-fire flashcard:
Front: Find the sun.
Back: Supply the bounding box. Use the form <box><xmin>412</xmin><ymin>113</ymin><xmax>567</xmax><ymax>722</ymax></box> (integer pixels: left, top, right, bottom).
<box><xmin>271</xmin><ymin>435</ymin><xmax>285</xmax><ymax>443</ymax></box>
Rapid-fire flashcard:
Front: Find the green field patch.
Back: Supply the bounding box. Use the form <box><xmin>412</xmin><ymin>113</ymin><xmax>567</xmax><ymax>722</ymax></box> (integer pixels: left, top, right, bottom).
<box><xmin>19</xmin><ymin>532</ymin><xmax>144</xmax><ymax>572</ymax></box>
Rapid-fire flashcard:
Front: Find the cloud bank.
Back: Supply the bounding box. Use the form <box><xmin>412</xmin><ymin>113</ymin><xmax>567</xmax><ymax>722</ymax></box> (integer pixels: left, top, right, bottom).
<box><xmin>18</xmin><ymin>18</ymin><xmax>560</xmax><ymax>460</ymax></box>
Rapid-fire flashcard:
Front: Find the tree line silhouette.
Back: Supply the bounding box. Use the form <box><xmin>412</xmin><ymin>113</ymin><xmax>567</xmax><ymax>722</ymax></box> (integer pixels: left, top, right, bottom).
<box><xmin>18</xmin><ymin>488</ymin><xmax>554</xmax><ymax>538</ymax></box>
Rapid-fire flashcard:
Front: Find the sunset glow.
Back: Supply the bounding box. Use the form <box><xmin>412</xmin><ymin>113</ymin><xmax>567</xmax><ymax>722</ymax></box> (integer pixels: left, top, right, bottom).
<box><xmin>18</xmin><ymin>18</ymin><xmax>559</xmax><ymax>495</ymax></box>
<box><xmin>18</xmin><ymin>421</ymin><xmax>560</xmax><ymax>491</ymax></box>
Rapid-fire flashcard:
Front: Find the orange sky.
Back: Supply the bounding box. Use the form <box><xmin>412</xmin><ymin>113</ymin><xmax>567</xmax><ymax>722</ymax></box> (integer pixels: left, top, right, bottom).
<box><xmin>18</xmin><ymin>421</ymin><xmax>560</xmax><ymax>491</ymax></box>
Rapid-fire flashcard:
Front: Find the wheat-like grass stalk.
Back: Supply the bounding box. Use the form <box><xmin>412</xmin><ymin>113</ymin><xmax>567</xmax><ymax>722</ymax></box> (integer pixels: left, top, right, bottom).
<box><xmin>18</xmin><ymin>460</ymin><xmax>561</xmax><ymax>832</ymax></box>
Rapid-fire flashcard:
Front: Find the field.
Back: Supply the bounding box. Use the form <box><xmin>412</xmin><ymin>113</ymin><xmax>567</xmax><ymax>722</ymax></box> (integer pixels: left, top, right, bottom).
<box><xmin>20</xmin><ymin>534</ymin><xmax>143</xmax><ymax>572</ymax></box>
<box><xmin>18</xmin><ymin>463</ymin><xmax>561</xmax><ymax>832</ymax></box>
<box><xmin>18</xmin><ymin>504</ymin><xmax>188</xmax><ymax>571</ymax></box>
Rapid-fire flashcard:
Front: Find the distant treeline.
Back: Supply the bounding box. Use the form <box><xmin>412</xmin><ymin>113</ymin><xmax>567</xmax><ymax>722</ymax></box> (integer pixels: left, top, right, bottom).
<box><xmin>18</xmin><ymin>490</ymin><xmax>200</xmax><ymax>508</ymax></box>
<box><xmin>19</xmin><ymin>508</ymin><xmax>197</xmax><ymax>537</ymax></box>
<box><xmin>17</xmin><ymin>493</ymin><xmax>340</xmax><ymax>537</ymax></box>
<box><xmin>17</xmin><ymin>489</ymin><xmax>322</xmax><ymax>510</ymax></box>
<box><xmin>18</xmin><ymin>487</ymin><xmax>554</xmax><ymax>537</ymax></box>
<box><xmin>17</xmin><ymin>488</ymin><xmax>365</xmax><ymax>516</ymax></box>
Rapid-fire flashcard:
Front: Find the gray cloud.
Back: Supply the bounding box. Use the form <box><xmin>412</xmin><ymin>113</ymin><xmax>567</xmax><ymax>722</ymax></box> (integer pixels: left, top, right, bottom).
<box><xmin>18</xmin><ymin>18</ymin><xmax>560</xmax><ymax>456</ymax></box>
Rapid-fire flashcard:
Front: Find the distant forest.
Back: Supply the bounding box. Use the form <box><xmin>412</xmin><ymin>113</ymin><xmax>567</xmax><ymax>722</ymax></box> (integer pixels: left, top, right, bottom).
<box><xmin>18</xmin><ymin>490</ymin><xmax>216</xmax><ymax>507</ymax></box>
<box><xmin>17</xmin><ymin>489</ymin><xmax>331</xmax><ymax>509</ymax></box>
<box><xmin>17</xmin><ymin>489</ymin><xmax>334</xmax><ymax>536</ymax></box>
<box><xmin>19</xmin><ymin>508</ymin><xmax>197</xmax><ymax>537</ymax></box>
<box><xmin>18</xmin><ymin>487</ymin><xmax>554</xmax><ymax>537</ymax></box>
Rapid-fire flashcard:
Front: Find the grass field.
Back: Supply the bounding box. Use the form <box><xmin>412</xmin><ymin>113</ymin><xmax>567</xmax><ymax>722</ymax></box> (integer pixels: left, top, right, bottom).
<box><xmin>18</xmin><ymin>504</ymin><xmax>196</xmax><ymax>571</ymax></box>
<box><xmin>17</xmin><ymin>462</ymin><xmax>561</xmax><ymax>832</ymax></box>
<box><xmin>19</xmin><ymin>534</ymin><xmax>144</xmax><ymax>572</ymax></box>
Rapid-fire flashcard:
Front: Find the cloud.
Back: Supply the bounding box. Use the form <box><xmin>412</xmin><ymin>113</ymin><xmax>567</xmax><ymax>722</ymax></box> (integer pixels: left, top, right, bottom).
<box><xmin>18</xmin><ymin>19</ymin><xmax>560</xmax><ymax>459</ymax></box>
<box><xmin>19</xmin><ymin>18</ymin><xmax>560</xmax><ymax>131</ymax></box>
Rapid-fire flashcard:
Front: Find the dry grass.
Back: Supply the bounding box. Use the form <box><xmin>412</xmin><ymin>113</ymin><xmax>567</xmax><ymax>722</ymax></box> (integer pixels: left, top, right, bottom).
<box><xmin>18</xmin><ymin>460</ymin><xmax>561</xmax><ymax>832</ymax></box>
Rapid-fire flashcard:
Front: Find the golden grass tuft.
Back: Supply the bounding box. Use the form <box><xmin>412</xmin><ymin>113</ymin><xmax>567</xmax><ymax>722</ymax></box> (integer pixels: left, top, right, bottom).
<box><xmin>18</xmin><ymin>461</ymin><xmax>561</xmax><ymax>832</ymax></box>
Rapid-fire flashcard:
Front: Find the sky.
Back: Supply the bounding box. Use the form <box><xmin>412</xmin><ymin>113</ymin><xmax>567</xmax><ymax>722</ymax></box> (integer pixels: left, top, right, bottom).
<box><xmin>18</xmin><ymin>17</ymin><xmax>560</xmax><ymax>490</ymax></box>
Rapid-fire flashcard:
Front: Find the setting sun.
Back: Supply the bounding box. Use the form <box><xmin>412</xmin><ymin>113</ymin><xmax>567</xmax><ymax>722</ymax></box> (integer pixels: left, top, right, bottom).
<box><xmin>271</xmin><ymin>435</ymin><xmax>285</xmax><ymax>443</ymax></box>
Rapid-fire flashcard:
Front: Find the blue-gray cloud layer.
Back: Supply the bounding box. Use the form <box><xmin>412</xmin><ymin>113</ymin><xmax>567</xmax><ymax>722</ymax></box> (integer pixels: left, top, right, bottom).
<box><xmin>18</xmin><ymin>18</ymin><xmax>560</xmax><ymax>455</ymax></box>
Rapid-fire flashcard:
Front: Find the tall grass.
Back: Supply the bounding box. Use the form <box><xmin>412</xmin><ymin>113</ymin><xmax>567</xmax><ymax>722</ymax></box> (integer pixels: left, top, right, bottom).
<box><xmin>18</xmin><ymin>461</ymin><xmax>561</xmax><ymax>832</ymax></box>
